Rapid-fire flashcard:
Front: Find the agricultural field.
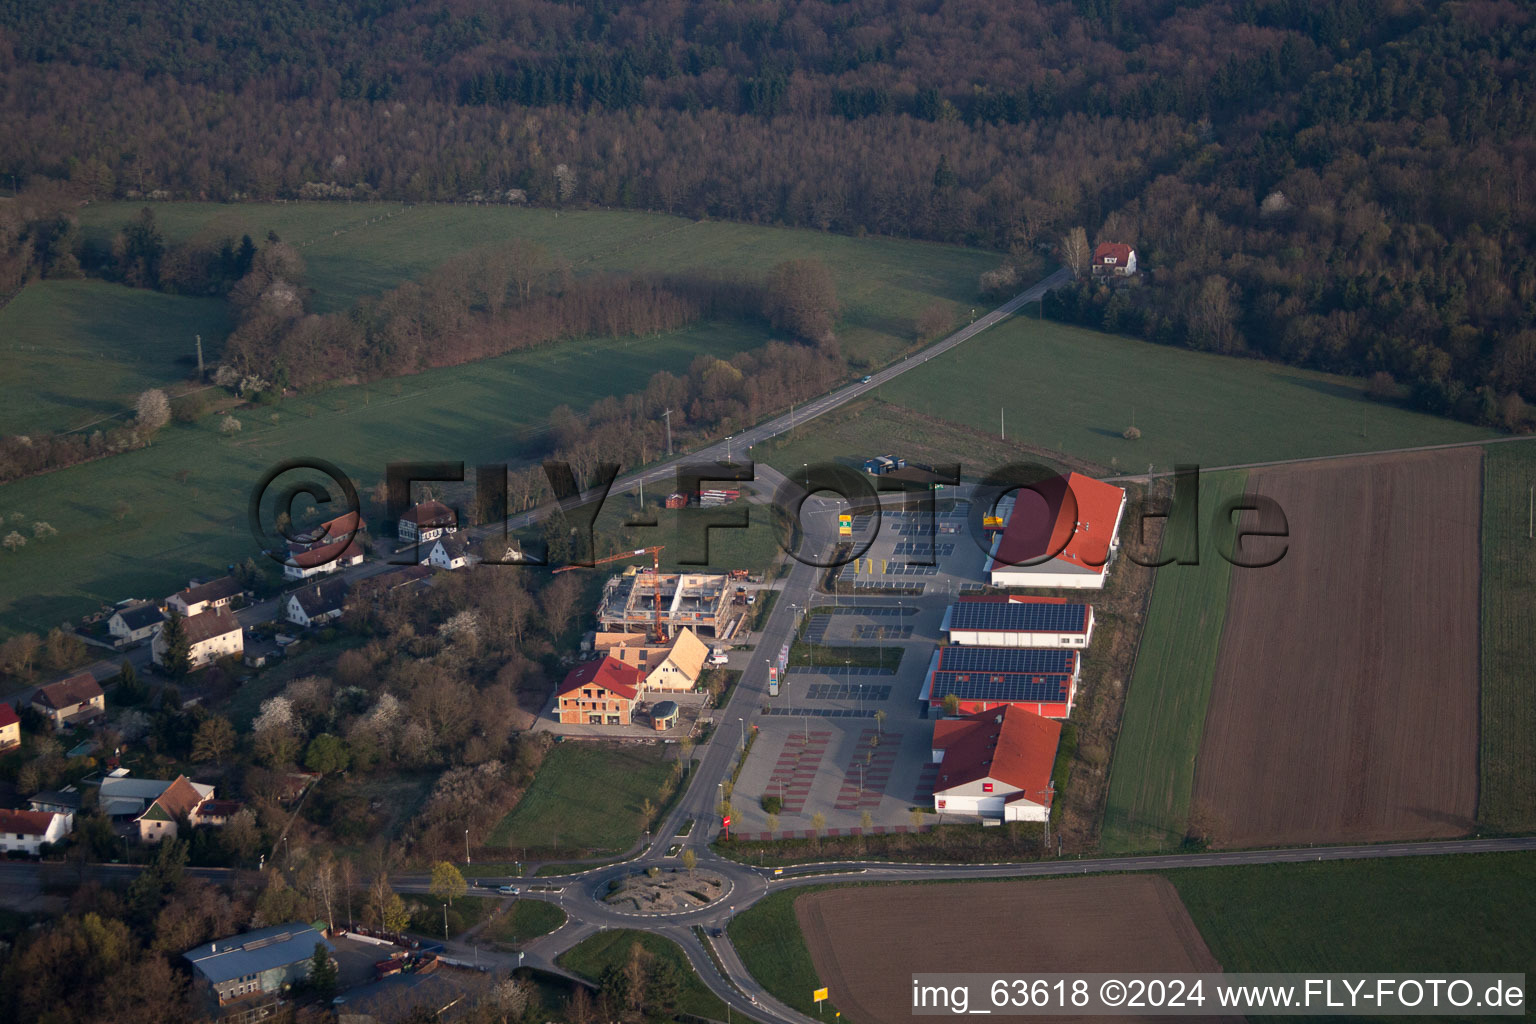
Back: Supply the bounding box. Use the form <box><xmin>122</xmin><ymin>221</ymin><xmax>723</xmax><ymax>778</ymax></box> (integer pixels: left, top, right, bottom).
<box><xmin>556</xmin><ymin>928</ymin><xmax>731</xmax><ymax>1022</ymax></box>
<box><xmin>0</xmin><ymin>279</ymin><xmax>231</xmax><ymax>434</ymax></box>
<box><xmin>0</xmin><ymin>320</ymin><xmax>768</xmax><ymax>635</ymax></box>
<box><xmin>1478</xmin><ymin>442</ymin><xmax>1536</xmax><ymax>831</ymax></box>
<box><xmin>792</xmin><ymin>877</ymin><xmax>1226</xmax><ymax>1024</ymax></box>
<box><xmin>1169</xmin><ymin>852</ymin><xmax>1536</xmax><ymax>980</ymax></box>
<box><xmin>1192</xmin><ymin>450</ymin><xmax>1481</xmax><ymax>847</ymax></box>
<box><xmin>486</xmin><ymin>742</ymin><xmax>675</xmax><ymax>857</ymax></box>
<box><xmin>865</xmin><ymin>315</ymin><xmax>1494</xmax><ymax>473</ymax></box>
<box><xmin>1099</xmin><ymin>471</ymin><xmax>1249</xmax><ymax>853</ymax></box>
<box><xmin>75</xmin><ymin>200</ymin><xmax>1001</xmax><ymax>368</ymax></box>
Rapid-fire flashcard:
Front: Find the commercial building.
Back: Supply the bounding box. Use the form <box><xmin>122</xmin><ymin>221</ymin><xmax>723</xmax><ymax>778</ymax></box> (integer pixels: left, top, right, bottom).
<box><xmin>931</xmin><ymin>706</ymin><xmax>1061</xmax><ymax>822</ymax></box>
<box><xmin>986</xmin><ymin>472</ymin><xmax>1126</xmax><ymax>589</ymax></box>
<box><xmin>922</xmin><ymin>645</ymin><xmax>1080</xmax><ymax>719</ymax></box>
<box><xmin>941</xmin><ymin>596</ymin><xmax>1094</xmax><ymax>648</ymax></box>
<box><xmin>184</xmin><ymin>922</ymin><xmax>334</xmax><ymax>1019</ymax></box>
<box><xmin>596</xmin><ymin>572</ymin><xmax>734</xmax><ymax>639</ymax></box>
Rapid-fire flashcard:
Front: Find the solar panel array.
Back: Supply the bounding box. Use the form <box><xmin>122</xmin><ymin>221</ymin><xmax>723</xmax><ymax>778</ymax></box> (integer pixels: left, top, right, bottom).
<box><xmin>894</xmin><ymin>542</ymin><xmax>955</xmax><ymax>556</ymax></box>
<box><xmin>928</xmin><ymin>645</ymin><xmax>1076</xmax><ymax>703</ymax></box>
<box><xmin>936</xmin><ymin>646</ymin><xmax>1077</xmax><ymax>674</ymax></box>
<box><xmin>948</xmin><ymin>600</ymin><xmax>1088</xmax><ymax>634</ymax></box>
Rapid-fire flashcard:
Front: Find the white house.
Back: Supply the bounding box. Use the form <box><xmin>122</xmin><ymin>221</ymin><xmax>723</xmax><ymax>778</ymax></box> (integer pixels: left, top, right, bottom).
<box><xmin>108</xmin><ymin>602</ymin><xmax>165</xmax><ymax>646</ymax></box>
<box><xmin>426</xmin><ymin>534</ymin><xmax>474</xmax><ymax>571</ymax></box>
<box><xmin>603</xmin><ymin>627</ymin><xmax>711</xmax><ymax>692</ymax></box>
<box><xmin>986</xmin><ymin>473</ymin><xmax>1127</xmax><ymax>590</ymax></box>
<box><xmin>166</xmin><ymin>576</ymin><xmax>246</xmax><ymax>617</ymax></box>
<box><xmin>1092</xmin><ymin>242</ymin><xmax>1138</xmax><ymax>276</ymax></box>
<box><xmin>0</xmin><ymin>808</ymin><xmax>72</xmax><ymax>855</ymax></box>
<box><xmin>941</xmin><ymin>596</ymin><xmax>1094</xmax><ymax>648</ymax></box>
<box><xmin>153</xmin><ymin>608</ymin><xmax>243</xmax><ymax>671</ymax></box>
<box><xmin>283</xmin><ymin>535</ymin><xmax>365</xmax><ymax>581</ymax></box>
<box><xmin>100</xmin><ymin>774</ymin><xmax>218</xmax><ymax>842</ymax></box>
<box><xmin>398</xmin><ymin>500</ymin><xmax>457</xmax><ymax>543</ymax></box>
<box><xmin>31</xmin><ymin>673</ymin><xmax>106</xmax><ymax>728</ymax></box>
<box><xmin>931</xmin><ymin>705</ymin><xmax>1061</xmax><ymax>823</ymax></box>
<box><xmin>286</xmin><ymin>578</ymin><xmax>349</xmax><ymax>628</ymax></box>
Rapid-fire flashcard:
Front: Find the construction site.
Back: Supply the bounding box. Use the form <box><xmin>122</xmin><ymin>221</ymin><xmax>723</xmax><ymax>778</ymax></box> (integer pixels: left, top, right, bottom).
<box><xmin>595</xmin><ymin>570</ymin><xmax>740</xmax><ymax>641</ymax></box>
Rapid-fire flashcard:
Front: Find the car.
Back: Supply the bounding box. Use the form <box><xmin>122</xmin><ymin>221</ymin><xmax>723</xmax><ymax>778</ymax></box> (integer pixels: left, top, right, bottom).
<box><xmin>498</xmin><ymin>884</ymin><xmax>520</xmax><ymax>895</ymax></box>
<box><xmin>745</xmin><ymin>595</ymin><xmax>756</xmax><ymax>605</ymax></box>
<box><xmin>709</xmin><ymin>651</ymin><xmax>729</xmax><ymax>665</ymax></box>
<box><xmin>860</xmin><ymin>375</ymin><xmax>873</xmax><ymax>384</ymax></box>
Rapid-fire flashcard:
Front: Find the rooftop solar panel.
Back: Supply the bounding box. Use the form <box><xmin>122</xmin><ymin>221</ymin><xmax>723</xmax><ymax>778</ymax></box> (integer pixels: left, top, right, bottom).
<box><xmin>947</xmin><ymin>600</ymin><xmax>1088</xmax><ymax>634</ymax></box>
<box><xmin>934</xmin><ymin>646</ymin><xmax>1077</xmax><ymax>674</ymax></box>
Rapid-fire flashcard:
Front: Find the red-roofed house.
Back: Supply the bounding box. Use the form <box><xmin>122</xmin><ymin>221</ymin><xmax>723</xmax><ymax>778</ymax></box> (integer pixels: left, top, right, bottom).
<box><xmin>987</xmin><ymin>473</ymin><xmax>1127</xmax><ymax>589</ymax></box>
<box><xmin>135</xmin><ymin>775</ymin><xmax>216</xmax><ymax>843</ymax></box>
<box><xmin>32</xmin><ymin>673</ymin><xmax>106</xmax><ymax>728</ymax></box>
<box><xmin>1092</xmin><ymin>242</ymin><xmax>1137</xmax><ymax>276</ymax></box>
<box><xmin>0</xmin><ymin>703</ymin><xmax>19</xmax><ymax>751</ymax></box>
<box><xmin>930</xmin><ymin>706</ymin><xmax>1061</xmax><ymax>822</ymax></box>
<box><xmin>398</xmin><ymin>500</ymin><xmax>458</xmax><ymax>543</ymax></box>
<box><xmin>0</xmin><ymin>808</ymin><xmax>72</xmax><ymax>855</ymax></box>
<box><xmin>556</xmin><ymin>657</ymin><xmax>642</xmax><ymax>725</ymax></box>
<box><xmin>283</xmin><ymin>534</ymin><xmax>365</xmax><ymax>581</ymax></box>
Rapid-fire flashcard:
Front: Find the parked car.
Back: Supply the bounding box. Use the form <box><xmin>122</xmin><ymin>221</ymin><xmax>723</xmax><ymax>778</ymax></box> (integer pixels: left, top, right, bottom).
<box><xmin>709</xmin><ymin>650</ymin><xmax>729</xmax><ymax>666</ymax></box>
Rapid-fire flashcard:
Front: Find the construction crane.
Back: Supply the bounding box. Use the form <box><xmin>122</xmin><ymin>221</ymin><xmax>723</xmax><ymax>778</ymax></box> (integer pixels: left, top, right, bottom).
<box><xmin>552</xmin><ymin>545</ymin><xmax>668</xmax><ymax>642</ymax></box>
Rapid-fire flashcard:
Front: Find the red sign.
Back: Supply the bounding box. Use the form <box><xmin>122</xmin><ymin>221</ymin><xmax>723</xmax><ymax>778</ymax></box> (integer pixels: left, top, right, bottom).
<box><xmin>936</xmin><ymin>799</ymin><xmax>946</xmax><ymax>809</ymax></box>
<box><xmin>982</xmin><ymin>782</ymin><xmax>994</xmax><ymax>793</ymax></box>
<box><xmin>722</xmin><ymin>815</ymin><xmax>731</xmax><ymax>828</ymax></box>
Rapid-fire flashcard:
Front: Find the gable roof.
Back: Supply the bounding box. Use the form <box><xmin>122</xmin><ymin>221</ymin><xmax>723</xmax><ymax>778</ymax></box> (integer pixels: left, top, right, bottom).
<box><xmin>1093</xmin><ymin>242</ymin><xmax>1134</xmax><ymax>263</ymax></box>
<box><xmin>946</xmin><ymin>596</ymin><xmax>1090</xmax><ymax>635</ymax></box>
<box><xmin>663</xmin><ymin>627</ymin><xmax>710</xmax><ymax>680</ymax></box>
<box><xmin>0</xmin><ymin>703</ymin><xmax>18</xmax><ymax>729</ymax></box>
<box><xmin>34</xmin><ymin>672</ymin><xmax>104</xmax><ymax>710</ymax></box>
<box><xmin>113</xmin><ymin>603</ymin><xmax>165</xmax><ymax>630</ymax></box>
<box><xmin>557</xmin><ymin>656</ymin><xmax>642</xmax><ymax>701</ymax></box>
<box><xmin>988</xmin><ymin>472</ymin><xmax>1125</xmax><ymax>576</ymax></box>
<box><xmin>141</xmin><ymin>775</ymin><xmax>208</xmax><ymax>822</ymax></box>
<box><xmin>182</xmin><ymin>607</ymin><xmax>241</xmax><ymax>645</ymax></box>
<box><xmin>400</xmin><ymin>500</ymin><xmax>456</xmax><ymax>527</ymax></box>
<box><xmin>434</xmin><ymin>533</ymin><xmax>472</xmax><ymax>559</ymax></box>
<box><xmin>184</xmin><ymin>923</ymin><xmax>333</xmax><ymax>984</ymax></box>
<box><xmin>291</xmin><ymin>578</ymin><xmax>349</xmax><ymax>618</ymax></box>
<box><xmin>933</xmin><ymin>705</ymin><xmax>1061</xmax><ymax>797</ymax></box>
<box><xmin>172</xmin><ymin>576</ymin><xmax>244</xmax><ymax>607</ymax></box>
<box><xmin>927</xmin><ymin>646</ymin><xmax>1078</xmax><ymax>706</ymax></box>
<box><xmin>0</xmin><ymin>808</ymin><xmax>60</xmax><ymax>836</ymax></box>
<box><xmin>288</xmin><ymin>534</ymin><xmax>364</xmax><ymax>569</ymax></box>
<box><xmin>293</xmin><ymin>509</ymin><xmax>362</xmax><ymax>545</ymax></box>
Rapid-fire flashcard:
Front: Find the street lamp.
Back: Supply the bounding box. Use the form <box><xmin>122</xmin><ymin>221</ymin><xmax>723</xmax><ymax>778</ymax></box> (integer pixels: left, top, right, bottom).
<box><xmin>464</xmin><ymin>828</ymin><xmax>470</xmax><ymax>865</ymax></box>
<box><xmin>738</xmin><ymin>717</ymin><xmax>745</xmax><ymax>752</ymax></box>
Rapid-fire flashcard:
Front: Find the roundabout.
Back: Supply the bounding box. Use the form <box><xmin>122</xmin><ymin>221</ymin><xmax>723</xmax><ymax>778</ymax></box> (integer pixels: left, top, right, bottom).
<box><xmin>594</xmin><ymin>865</ymin><xmax>735</xmax><ymax>916</ymax></box>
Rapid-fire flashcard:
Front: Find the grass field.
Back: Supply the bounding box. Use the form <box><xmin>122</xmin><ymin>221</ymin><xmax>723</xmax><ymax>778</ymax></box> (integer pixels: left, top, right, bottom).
<box><xmin>0</xmin><ymin>279</ymin><xmax>231</xmax><ymax>435</ymax></box>
<box><xmin>1168</xmin><ymin>852</ymin><xmax>1536</xmax><ymax>981</ymax></box>
<box><xmin>402</xmin><ymin>893</ymin><xmax>498</xmax><ymax>938</ymax></box>
<box><xmin>0</xmin><ymin>320</ymin><xmax>767</xmax><ymax>635</ymax></box>
<box><xmin>1478</xmin><ymin>442</ymin><xmax>1536</xmax><ymax>831</ymax></box>
<box><xmin>75</xmin><ymin>201</ymin><xmax>1001</xmax><ymax>369</ymax></box>
<box><xmin>859</xmin><ymin>316</ymin><xmax>1494</xmax><ymax>473</ymax></box>
<box><xmin>485</xmin><ymin>899</ymin><xmax>567</xmax><ymax>949</ymax></box>
<box><xmin>556</xmin><ymin>928</ymin><xmax>732</xmax><ymax>1022</ymax></box>
<box><xmin>727</xmin><ymin>886</ymin><xmax>842</xmax><ymax>1020</ymax></box>
<box><xmin>1099</xmin><ymin>470</ymin><xmax>1249</xmax><ymax>853</ymax></box>
<box><xmin>486</xmin><ymin>743</ymin><xmax>675</xmax><ymax>856</ymax></box>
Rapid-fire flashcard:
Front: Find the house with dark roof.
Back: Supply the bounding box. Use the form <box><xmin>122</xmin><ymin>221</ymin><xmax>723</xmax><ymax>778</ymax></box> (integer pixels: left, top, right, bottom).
<box><xmin>425</xmin><ymin>533</ymin><xmax>474</xmax><ymax>571</ymax></box>
<box><xmin>286</xmin><ymin>578</ymin><xmax>350</xmax><ymax>628</ymax></box>
<box><xmin>0</xmin><ymin>808</ymin><xmax>72</xmax><ymax>855</ymax></box>
<box><xmin>986</xmin><ymin>472</ymin><xmax>1127</xmax><ymax>589</ymax></box>
<box><xmin>31</xmin><ymin>672</ymin><xmax>105</xmax><ymax>727</ymax></box>
<box><xmin>284</xmin><ymin>534</ymin><xmax>365</xmax><ymax>581</ymax></box>
<box><xmin>397</xmin><ymin>499</ymin><xmax>457</xmax><ymax>543</ymax></box>
<box><xmin>556</xmin><ymin>656</ymin><xmax>642</xmax><ymax>725</ymax></box>
<box><xmin>931</xmin><ymin>706</ymin><xmax>1061</xmax><ymax>822</ymax></box>
<box><xmin>167</xmin><ymin>576</ymin><xmax>247</xmax><ymax>617</ymax></box>
<box><xmin>108</xmin><ymin>602</ymin><xmax>165</xmax><ymax>646</ymax></box>
<box><xmin>184</xmin><ymin>922</ymin><xmax>334</xmax><ymax>1016</ymax></box>
<box><xmin>0</xmin><ymin>703</ymin><xmax>18</xmax><ymax>750</ymax></box>
<box><xmin>153</xmin><ymin>607</ymin><xmax>243</xmax><ymax>671</ymax></box>
<box><xmin>28</xmin><ymin>787</ymin><xmax>82</xmax><ymax>815</ymax></box>
<box><xmin>1091</xmin><ymin>241</ymin><xmax>1137</xmax><ymax>276</ymax></box>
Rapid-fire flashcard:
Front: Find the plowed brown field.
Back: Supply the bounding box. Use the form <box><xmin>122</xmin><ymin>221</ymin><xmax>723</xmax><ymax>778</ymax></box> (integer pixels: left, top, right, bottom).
<box><xmin>795</xmin><ymin>876</ymin><xmax>1232</xmax><ymax>1024</ymax></box>
<box><xmin>1191</xmin><ymin>448</ymin><xmax>1481</xmax><ymax>847</ymax></box>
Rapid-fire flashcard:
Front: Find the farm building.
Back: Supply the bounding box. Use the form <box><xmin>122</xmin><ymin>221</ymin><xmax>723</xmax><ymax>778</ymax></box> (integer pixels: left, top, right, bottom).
<box><xmin>596</xmin><ymin>572</ymin><xmax>734</xmax><ymax>639</ymax></box>
<box><xmin>0</xmin><ymin>704</ymin><xmax>18</xmax><ymax>750</ymax></box>
<box><xmin>184</xmin><ymin>923</ymin><xmax>334</xmax><ymax>1017</ymax></box>
<box><xmin>986</xmin><ymin>472</ymin><xmax>1126</xmax><ymax>589</ymax></box>
<box><xmin>921</xmin><ymin>646</ymin><xmax>1079</xmax><ymax>718</ymax></box>
<box><xmin>556</xmin><ymin>656</ymin><xmax>642</xmax><ymax>725</ymax></box>
<box><xmin>941</xmin><ymin>595</ymin><xmax>1094</xmax><ymax>648</ymax></box>
<box><xmin>931</xmin><ymin>706</ymin><xmax>1061</xmax><ymax>822</ymax></box>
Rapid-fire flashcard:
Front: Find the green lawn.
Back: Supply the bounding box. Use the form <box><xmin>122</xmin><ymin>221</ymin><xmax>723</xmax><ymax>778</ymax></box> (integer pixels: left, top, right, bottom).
<box><xmin>1100</xmin><ymin>471</ymin><xmax>1249</xmax><ymax>853</ymax></box>
<box><xmin>0</xmin><ymin>279</ymin><xmax>232</xmax><ymax>434</ymax></box>
<box><xmin>402</xmin><ymin>893</ymin><xmax>498</xmax><ymax>939</ymax></box>
<box><xmin>1169</xmin><ymin>852</ymin><xmax>1536</xmax><ymax>982</ymax></box>
<box><xmin>1478</xmin><ymin>443</ymin><xmax>1536</xmax><ymax>831</ymax></box>
<box><xmin>556</xmin><ymin>928</ymin><xmax>732</xmax><ymax>1022</ymax></box>
<box><xmin>727</xmin><ymin>887</ymin><xmax>843</xmax><ymax>1020</ymax></box>
<box><xmin>0</xmin><ymin>320</ymin><xmax>767</xmax><ymax>635</ymax></box>
<box><xmin>485</xmin><ymin>899</ymin><xmax>567</xmax><ymax>948</ymax></box>
<box><xmin>487</xmin><ymin>743</ymin><xmax>675</xmax><ymax>856</ymax></box>
<box><xmin>861</xmin><ymin>316</ymin><xmax>1495</xmax><ymax>474</ymax></box>
<box><xmin>76</xmin><ymin>201</ymin><xmax>1001</xmax><ymax>368</ymax></box>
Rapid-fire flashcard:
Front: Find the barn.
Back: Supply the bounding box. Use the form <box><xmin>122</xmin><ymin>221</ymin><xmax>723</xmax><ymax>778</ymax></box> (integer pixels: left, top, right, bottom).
<box><xmin>920</xmin><ymin>646</ymin><xmax>1079</xmax><ymax>718</ymax></box>
<box><xmin>986</xmin><ymin>472</ymin><xmax>1126</xmax><ymax>589</ymax></box>
<box><xmin>941</xmin><ymin>595</ymin><xmax>1094</xmax><ymax>648</ymax></box>
<box><xmin>930</xmin><ymin>706</ymin><xmax>1061</xmax><ymax>822</ymax></box>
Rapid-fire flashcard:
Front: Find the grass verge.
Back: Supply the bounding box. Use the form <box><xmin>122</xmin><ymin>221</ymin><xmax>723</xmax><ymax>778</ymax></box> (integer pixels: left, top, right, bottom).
<box><xmin>727</xmin><ymin>887</ymin><xmax>843</xmax><ymax>1020</ymax></box>
<box><xmin>485</xmin><ymin>900</ymin><xmax>567</xmax><ymax>949</ymax></box>
<box><xmin>487</xmin><ymin>742</ymin><xmax>677</xmax><ymax>856</ymax></box>
<box><xmin>557</xmin><ymin>928</ymin><xmax>733</xmax><ymax>1022</ymax></box>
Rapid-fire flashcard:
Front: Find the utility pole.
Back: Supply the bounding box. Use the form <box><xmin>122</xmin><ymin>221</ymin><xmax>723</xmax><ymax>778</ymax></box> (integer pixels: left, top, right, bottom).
<box><xmin>195</xmin><ymin>334</ymin><xmax>204</xmax><ymax>378</ymax></box>
<box><xmin>1000</xmin><ymin>407</ymin><xmax>1005</xmax><ymax>441</ymax></box>
<box><xmin>662</xmin><ymin>409</ymin><xmax>673</xmax><ymax>456</ymax></box>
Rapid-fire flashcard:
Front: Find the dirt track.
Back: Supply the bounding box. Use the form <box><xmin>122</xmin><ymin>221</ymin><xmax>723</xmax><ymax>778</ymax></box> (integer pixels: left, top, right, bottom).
<box><xmin>795</xmin><ymin>876</ymin><xmax>1230</xmax><ymax>1024</ymax></box>
<box><xmin>1192</xmin><ymin>449</ymin><xmax>1481</xmax><ymax>847</ymax></box>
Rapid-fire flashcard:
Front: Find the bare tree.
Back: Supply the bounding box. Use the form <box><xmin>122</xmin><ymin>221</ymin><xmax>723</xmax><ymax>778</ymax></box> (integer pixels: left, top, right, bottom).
<box><xmin>1060</xmin><ymin>226</ymin><xmax>1091</xmax><ymax>279</ymax></box>
<box><xmin>540</xmin><ymin>574</ymin><xmax>582</xmax><ymax>640</ymax></box>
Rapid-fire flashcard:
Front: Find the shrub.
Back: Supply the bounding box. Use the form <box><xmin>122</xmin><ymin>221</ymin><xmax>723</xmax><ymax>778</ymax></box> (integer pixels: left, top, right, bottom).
<box><xmin>760</xmin><ymin>793</ymin><xmax>783</xmax><ymax>815</ymax></box>
<box><xmin>1122</xmin><ymin>425</ymin><xmax>1142</xmax><ymax>440</ymax></box>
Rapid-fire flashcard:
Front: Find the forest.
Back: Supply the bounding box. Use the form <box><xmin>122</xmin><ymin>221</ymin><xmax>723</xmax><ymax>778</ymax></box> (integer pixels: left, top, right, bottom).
<box><xmin>1</xmin><ymin>0</ymin><xmax>1534</xmax><ymax>423</ymax></box>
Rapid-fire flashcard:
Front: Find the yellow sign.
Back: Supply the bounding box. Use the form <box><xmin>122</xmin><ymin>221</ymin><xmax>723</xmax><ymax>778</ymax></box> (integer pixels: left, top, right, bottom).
<box><xmin>838</xmin><ymin>513</ymin><xmax>852</xmax><ymax>538</ymax></box>
<box><xmin>814</xmin><ymin>988</ymin><xmax>829</xmax><ymax>1003</ymax></box>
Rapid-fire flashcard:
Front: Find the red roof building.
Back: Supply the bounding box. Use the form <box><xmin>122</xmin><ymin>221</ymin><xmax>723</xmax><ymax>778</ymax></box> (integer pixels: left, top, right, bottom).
<box><xmin>398</xmin><ymin>500</ymin><xmax>458</xmax><ymax>543</ymax></box>
<box><xmin>557</xmin><ymin>656</ymin><xmax>642</xmax><ymax>726</ymax></box>
<box><xmin>1092</xmin><ymin>242</ymin><xmax>1138</xmax><ymax>276</ymax></box>
<box><xmin>931</xmin><ymin>706</ymin><xmax>1061</xmax><ymax>822</ymax></box>
<box><xmin>0</xmin><ymin>807</ymin><xmax>71</xmax><ymax>854</ymax></box>
<box><xmin>0</xmin><ymin>703</ymin><xmax>19</xmax><ymax>750</ymax></box>
<box><xmin>31</xmin><ymin>673</ymin><xmax>106</xmax><ymax>727</ymax></box>
<box><xmin>987</xmin><ymin>472</ymin><xmax>1127</xmax><ymax>589</ymax></box>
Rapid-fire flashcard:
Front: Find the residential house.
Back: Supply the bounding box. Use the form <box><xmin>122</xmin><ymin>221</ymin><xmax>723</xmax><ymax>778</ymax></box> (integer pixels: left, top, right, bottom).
<box><xmin>108</xmin><ymin>602</ymin><xmax>165</xmax><ymax>647</ymax></box>
<box><xmin>283</xmin><ymin>534</ymin><xmax>365</xmax><ymax>581</ymax></box>
<box><xmin>397</xmin><ymin>500</ymin><xmax>457</xmax><ymax>543</ymax></box>
<box><xmin>28</xmin><ymin>787</ymin><xmax>82</xmax><ymax>816</ymax></box>
<box><xmin>0</xmin><ymin>808</ymin><xmax>72</xmax><ymax>855</ymax></box>
<box><xmin>1091</xmin><ymin>242</ymin><xmax>1138</xmax><ymax>276</ymax></box>
<box><xmin>99</xmin><ymin>774</ymin><xmax>216</xmax><ymax>842</ymax></box>
<box><xmin>556</xmin><ymin>656</ymin><xmax>641</xmax><ymax>725</ymax></box>
<box><xmin>425</xmin><ymin>533</ymin><xmax>474</xmax><ymax>571</ymax></box>
<box><xmin>31</xmin><ymin>673</ymin><xmax>105</xmax><ymax>728</ymax></box>
<box><xmin>0</xmin><ymin>703</ymin><xmax>19</xmax><ymax>750</ymax></box>
<box><xmin>930</xmin><ymin>706</ymin><xmax>1061</xmax><ymax>822</ymax></box>
<box><xmin>293</xmin><ymin>509</ymin><xmax>364</xmax><ymax>546</ymax></box>
<box><xmin>285</xmin><ymin>578</ymin><xmax>350</xmax><ymax>628</ymax></box>
<box><xmin>154</xmin><ymin>607</ymin><xmax>243</xmax><ymax>671</ymax></box>
<box><xmin>167</xmin><ymin>576</ymin><xmax>247</xmax><ymax>617</ymax></box>
<box><xmin>604</xmin><ymin>627</ymin><xmax>710</xmax><ymax>692</ymax></box>
<box><xmin>184</xmin><ymin>922</ymin><xmax>334</xmax><ymax>1017</ymax></box>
